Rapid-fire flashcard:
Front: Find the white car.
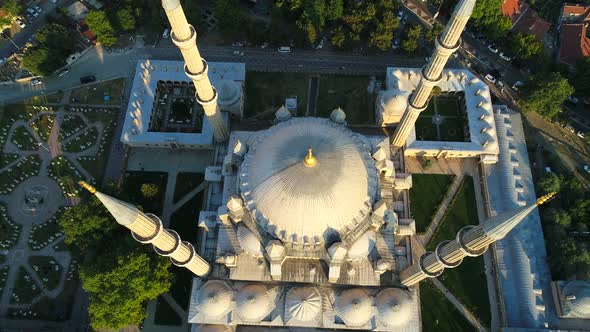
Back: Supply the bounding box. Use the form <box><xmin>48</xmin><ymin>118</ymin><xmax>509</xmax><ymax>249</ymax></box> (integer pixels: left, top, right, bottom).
<box><xmin>162</xmin><ymin>28</ymin><xmax>169</xmax><ymax>39</ymax></box>
<box><xmin>567</xmin><ymin>96</ymin><xmax>579</xmax><ymax>104</ymax></box>
<box><xmin>397</xmin><ymin>10</ymin><xmax>404</xmax><ymax>20</ymax></box>
<box><xmin>16</xmin><ymin>18</ymin><xmax>26</xmax><ymax>28</ymax></box>
<box><xmin>391</xmin><ymin>38</ymin><xmax>400</xmax><ymax>49</ymax></box>
<box><xmin>577</xmin><ymin>131</ymin><xmax>585</xmax><ymax>139</ymax></box>
<box><xmin>58</xmin><ymin>68</ymin><xmax>69</xmax><ymax>77</ymax></box>
<box><xmin>484</xmin><ymin>74</ymin><xmax>496</xmax><ymax>84</ymax></box>
<box><xmin>260</xmin><ymin>42</ymin><xmax>269</xmax><ymax>49</ymax></box>
<box><xmin>33</xmin><ymin>5</ymin><xmax>42</xmax><ymax>13</ymax></box>
<box><xmin>499</xmin><ymin>52</ymin><xmax>512</xmax><ymax>61</ymax></box>
<box><xmin>30</xmin><ymin>79</ymin><xmax>42</xmax><ymax>86</ymax></box>
<box><xmin>512</xmin><ymin>81</ymin><xmax>523</xmax><ymax>91</ymax></box>
<box><xmin>566</xmin><ymin>125</ymin><xmax>575</xmax><ymax>133</ymax></box>
<box><xmin>584</xmin><ymin>165</ymin><xmax>590</xmax><ymax>173</ymax></box>
<box><xmin>487</xmin><ymin>44</ymin><xmax>499</xmax><ymax>53</ymax></box>
<box><xmin>277</xmin><ymin>46</ymin><xmax>291</xmax><ymax>53</ymax></box>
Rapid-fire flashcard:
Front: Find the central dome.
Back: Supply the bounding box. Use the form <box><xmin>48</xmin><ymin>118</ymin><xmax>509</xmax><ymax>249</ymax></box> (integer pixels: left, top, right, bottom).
<box><xmin>239</xmin><ymin>118</ymin><xmax>378</xmax><ymax>243</ymax></box>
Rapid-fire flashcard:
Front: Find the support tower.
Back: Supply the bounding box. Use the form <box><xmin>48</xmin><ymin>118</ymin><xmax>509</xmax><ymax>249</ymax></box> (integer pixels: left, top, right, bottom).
<box><xmin>400</xmin><ymin>192</ymin><xmax>555</xmax><ymax>286</ymax></box>
<box><xmin>78</xmin><ymin>181</ymin><xmax>210</xmax><ymax>277</ymax></box>
<box><xmin>391</xmin><ymin>0</ymin><xmax>476</xmax><ymax>152</ymax></box>
<box><xmin>161</xmin><ymin>0</ymin><xmax>228</xmax><ymax>142</ymax></box>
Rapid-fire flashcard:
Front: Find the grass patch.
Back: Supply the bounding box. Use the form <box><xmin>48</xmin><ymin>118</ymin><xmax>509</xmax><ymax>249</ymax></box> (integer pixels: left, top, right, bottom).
<box><xmin>426</xmin><ymin>176</ymin><xmax>491</xmax><ymax>327</ymax></box>
<box><xmin>29</xmin><ymin>209</ymin><xmax>65</xmax><ymax>250</ymax></box>
<box><xmin>420</xmin><ymin>281</ymin><xmax>475</xmax><ymax>332</ymax></box>
<box><xmin>439</xmin><ymin>117</ymin><xmax>466</xmax><ymax>142</ymax></box>
<box><xmin>59</xmin><ymin>114</ymin><xmax>87</xmax><ymax>140</ymax></box>
<box><xmin>154</xmin><ymin>296</ymin><xmax>182</xmax><ymax>326</ymax></box>
<box><xmin>174</xmin><ymin>172</ymin><xmax>205</xmax><ymax>203</ymax></box>
<box><xmin>410</xmin><ymin>174</ymin><xmax>455</xmax><ymax>233</ymax></box>
<box><xmin>244</xmin><ymin>72</ymin><xmax>309</xmax><ymax>120</ymax></box>
<box><xmin>69</xmin><ymin>78</ymin><xmax>126</xmax><ymax>105</ymax></box>
<box><xmin>415</xmin><ymin>116</ymin><xmax>438</xmax><ymax>141</ymax></box>
<box><xmin>0</xmin><ymin>154</ymin><xmax>19</xmax><ymax>168</ymax></box>
<box><xmin>10</xmin><ymin>126</ymin><xmax>38</xmax><ymax>150</ymax></box>
<box><xmin>0</xmin><ymin>155</ymin><xmax>41</xmax><ymax>194</ymax></box>
<box><xmin>316</xmin><ymin>75</ymin><xmax>376</xmax><ymax>125</ymax></box>
<box><xmin>121</xmin><ymin>171</ymin><xmax>168</xmax><ymax>215</ymax></box>
<box><xmin>28</xmin><ymin>256</ymin><xmax>63</xmax><ymax>291</ymax></box>
<box><xmin>435</xmin><ymin>96</ymin><xmax>461</xmax><ymax>116</ymax></box>
<box><xmin>48</xmin><ymin>156</ymin><xmax>87</xmax><ymax>197</ymax></box>
<box><xmin>10</xmin><ymin>267</ymin><xmax>43</xmax><ymax>304</ymax></box>
<box><xmin>30</xmin><ymin>114</ymin><xmax>56</xmax><ymax>142</ymax></box>
<box><xmin>62</xmin><ymin>127</ymin><xmax>99</xmax><ymax>153</ymax></box>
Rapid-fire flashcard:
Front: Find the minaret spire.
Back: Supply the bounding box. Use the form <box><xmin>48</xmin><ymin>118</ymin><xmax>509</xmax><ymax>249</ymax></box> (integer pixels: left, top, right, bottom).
<box><xmin>391</xmin><ymin>0</ymin><xmax>476</xmax><ymax>153</ymax></box>
<box><xmin>400</xmin><ymin>192</ymin><xmax>556</xmax><ymax>286</ymax></box>
<box><xmin>78</xmin><ymin>181</ymin><xmax>210</xmax><ymax>277</ymax></box>
<box><xmin>161</xmin><ymin>0</ymin><xmax>228</xmax><ymax>142</ymax></box>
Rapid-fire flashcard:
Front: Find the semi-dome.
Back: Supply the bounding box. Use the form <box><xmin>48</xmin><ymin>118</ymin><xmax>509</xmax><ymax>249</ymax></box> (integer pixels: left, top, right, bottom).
<box><xmin>335</xmin><ymin>288</ymin><xmax>372</xmax><ymax>327</ymax></box>
<box><xmin>217</xmin><ymin>80</ymin><xmax>240</xmax><ymax>106</ymax></box>
<box><xmin>380</xmin><ymin>90</ymin><xmax>408</xmax><ymax>116</ymax></box>
<box><xmin>347</xmin><ymin>230</ymin><xmax>375</xmax><ymax>260</ymax></box>
<box><xmin>376</xmin><ymin>288</ymin><xmax>412</xmax><ymax>327</ymax></box>
<box><xmin>285</xmin><ymin>287</ymin><xmax>322</xmax><ymax>324</ymax></box>
<box><xmin>239</xmin><ymin>117</ymin><xmax>378</xmax><ymax>244</ymax></box>
<box><xmin>563</xmin><ymin>281</ymin><xmax>590</xmax><ymax>318</ymax></box>
<box><xmin>196</xmin><ymin>280</ymin><xmax>232</xmax><ymax>319</ymax></box>
<box><xmin>236</xmin><ymin>284</ymin><xmax>274</xmax><ymax>323</ymax></box>
<box><xmin>237</xmin><ymin>225</ymin><xmax>263</xmax><ymax>256</ymax></box>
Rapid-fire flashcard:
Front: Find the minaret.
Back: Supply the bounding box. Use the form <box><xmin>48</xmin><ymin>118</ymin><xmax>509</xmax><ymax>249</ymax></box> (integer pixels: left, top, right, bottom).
<box><xmin>391</xmin><ymin>0</ymin><xmax>476</xmax><ymax>153</ymax></box>
<box><xmin>78</xmin><ymin>181</ymin><xmax>210</xmax><ymax>277</ymax></box>
<box><xmin>161</xmin><ymin>0</ymin><xmax>228</xmax><ymax>142</ymax></box>
<box><xmin>400</xmin><ymin>192</ymin><xmax>555</xmax><ymax>287</ymax></box>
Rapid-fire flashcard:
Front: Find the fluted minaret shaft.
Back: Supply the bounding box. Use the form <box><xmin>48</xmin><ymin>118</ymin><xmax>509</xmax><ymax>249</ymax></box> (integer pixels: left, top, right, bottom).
<box><xmin>161</xmin><ymin>0</ymin><xmax>228</xmax><ymax>142</ymax></box>
<box><xmin>78</xmin><ymin>181</ymin><xmax>210</xmax><ymax>277</ymax></box>
<box><xmin>400</xmin><ymin>192</ymin><xmax>556</xmax><ymax>286</ymax></box>
<box><xmin>391</xmin><ymin>0</ymin><xmax>475</xmax><ymax>152</ymax></box>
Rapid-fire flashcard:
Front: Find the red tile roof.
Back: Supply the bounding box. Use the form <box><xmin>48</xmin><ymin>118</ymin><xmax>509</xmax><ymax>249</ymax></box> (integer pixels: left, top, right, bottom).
<box><xmin>502</xmin><ymin>0</ymin><xmax>527</xmax><ymax>23</ymax></box>
<box><xmin>562</xmin><ymin>3</ymin><xmax>590</xmax><ymax>19</ymax></box>
<box><xmin>513</xmin><ymin>7</ymin><xmax>552</xmax><ymax>40</ymax></box>
<box><xmin>81</xmin><ymin>29</ymin><xmax>96</xmax><ymax>43</ymax></box>
<box><xmin>559</xmin><ymin>23</ymin><xmax>590</xmax><ymax>65</ymax></box>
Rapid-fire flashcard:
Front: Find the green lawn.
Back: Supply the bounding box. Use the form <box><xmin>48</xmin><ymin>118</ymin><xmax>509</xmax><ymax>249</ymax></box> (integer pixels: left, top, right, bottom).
<box><xmin>10</xmin><ymin>267</ymin><xmax>43</xmax><ymax>304</ymax></box>
<box><xmin>62</xmin><ymin>127</ymin><xmax>99</xmax><ymax>153</ymax></box>
<box><xmin>29</xmin><ymin>213</ymin><xmax>63</xmax><ymax>250</ymax></box>
<box><xmin>410</xmin><ymin>174</ymin><xmax>455</xmax><ymax>233</ymax></box>
<box><xmin>316</xmin><ymin>75</ymin><xmax>376</xmax><ymax>125</ymax></box>
<box><xmin>0</xmin><ymin>155</ymin><xmax>42</xmax><ymax>194</ymax></box>
<box><xmin>244</xmin><ymin>72</ymin><xmax>309</xmax><ymax>120</ymax></box>
<box><xmin>10</xmin><ymin>126</ymin><xmax>38</xmax><ymax>150</ymax></box>
<box><xmin>28</xmin><ymin>256</ymin><xmax>63</xmax><ymax>291</ymax></box>
<box><xmin>439</xmin><ymin>117</ymin><xmax>466</xmax><ymax>142</ymax></box>
<box><xmin>420</xmin><ymin>281</ymin><xmax>475</xmax><ymax>332</ymax></box>
<box><xmin>30</xmin><ymin>114</ymin><xmax>56</xmax><ymax>142</ymax></box>
<box><xmin>0</xmin><ymin>154</ymin><xmax>19</xmax><ymax>168</ymax></box>
<box><xmin>426</xmin><ymin>176</ymin><xmax>491</xmax><ymax>327</ymax></box>
<box><xmin>436</xmin><ymin>96</ymin><xmax>461</xmax><ymax>116</ymax></box>
<box><xmin>59</xmin><ymin>114</ymin><xmax>87</xmax><ymax>140</ymax></box>
<box><xmin>415</xmin><ymin>117</ymin><xmax>438</xmax><ymax>141</ymax></box>
<box><xmin>173</xmin><ymin>173</ymin><xmax>205</xmax><ymax>203</ymax></box>
<box><xmin>69</xmin><ymin>78</ymin><xmax>126</xmax><ymax>105</ymax></box>
<box><xmin>154</xmin><ymin>296</ymin><xmax>182</xmax><ymax>326</ymax></box>
<box><xmin>121</xmin><ymin>171</ymin><xmax>168</xmax><ymax>215</ymax></box>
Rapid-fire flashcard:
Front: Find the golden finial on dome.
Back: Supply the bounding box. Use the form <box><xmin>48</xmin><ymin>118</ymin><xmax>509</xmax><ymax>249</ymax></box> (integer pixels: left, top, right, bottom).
<box><xmin>535</xmin><ymin>192</ymin><xmax>557</xmax><ymax>205</ymax></box>
<box><xmin>78</xmin><ymin>181</ymin><xmax>97</xmax><ymax>194</ymax></box>
<box><xmin>303</xmin><ymin>148</ymin><xmax>317</xmax><ymax>167</ymax></box>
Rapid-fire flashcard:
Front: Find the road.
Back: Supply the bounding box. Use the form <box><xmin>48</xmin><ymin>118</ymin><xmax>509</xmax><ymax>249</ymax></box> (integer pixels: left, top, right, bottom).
<box><xmin>0</xmin><ymin>43</ymin><xmax>463</xmax><ymax>103</ymax></box>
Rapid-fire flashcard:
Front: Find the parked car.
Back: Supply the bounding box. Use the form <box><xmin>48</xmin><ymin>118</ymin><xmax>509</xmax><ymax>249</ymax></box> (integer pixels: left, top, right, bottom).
<box><xmin>487</xmin><ymin>44</ymin><xmax>499</xmax><ymax>53</ymax></box>
<box><xmin>30</xmin><ymin>79</ymin><xmax>42</xmax><ymax>86</ymax></box>
<box><xmin>584</xmin><ymin>165</ymin><xmax>590</xmax><ymax>173</ymax></box>
<box><xmin>49</xmin><ymin>0</ymin><xmax>57</xmax><ymax>3</ymax></box>
<box><xmin>162</xmin><ymin>28</ymin><xmax>169</xmax><ymax>39</ymax></box>
<box><xmin>497</xmin><ymin>80</ymin><xmax>505</xmax><ymax>90</ymax></box>
<box><xmin>15</xmin><ymin>18</ymin><xmax>26</xmax><ymax>28</ymax></box>
<box><xmin>565</xmin><ymin>125</ymin><xmax>576</xmax><ymax>133</ymax></box>
<box><xmin>577</xmin><ymin>131</ymin><xmax>585</xmax><ymax>139</ymax></box>
<box><xmin>231</xmin><ymin>42</ymin><xmax>244</xmax><ymax>47</ymax></box>
<box><xmin>484</xmin><ymin>74</ymin><xmax>496</xmax><ymax>84</ymax></box>
<box><xmin>277</xmin><ymin>46</ymin><xmax>291</xmax><ymax>53</ymax></box>
<box><xmin>80</xmin><ymin>75</ymin><xmax>96</xmax><ymax>84</ymax></box>
<box><xmin>232</xmin><ymin>50</ymin><xmax>244</xmax><ymax>56</ymax></box>
<box><xmin>397</xmin><ymin>10</ymin><xmax>404</xmax><ymax>19</ymax></box>
<box><xmin>33</xmin><ymin>5</ymin><xmax>42</xmax><ymax>13</ymax></box>
<box><xmin>499</xmin><ymin>52</ymin><xmax>512</xmax><ymax>61</ymax></box>
<box><xmin>512</xmin><ymin>81</ymin><xmax>523</xmax><ymax>91</ymax></box>
<box><xmin>58</xmin><ymin>68</ymin><xmax>69</xmax><ymax>77</ymax></box>
<box><xmin>391</xmin><ymin>38</ymin><xmax>400</xmax><ymax>49</ymax></box>
<box><xmin>567</xmin><ymin>96</ymin><xmax>579</xmax><ymax>104</ymax></box>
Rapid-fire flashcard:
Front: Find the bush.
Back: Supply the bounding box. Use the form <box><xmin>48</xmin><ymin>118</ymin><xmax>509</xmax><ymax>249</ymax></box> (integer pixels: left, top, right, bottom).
<box><xmin>422</xmin><ymin>159</ymin><xmax>433</xmax><ymax>169</ymax></box>
<box><xmin>140</xmin><ymin>183</ymin><xmax>159</xmax><ymax>199</ymax></box>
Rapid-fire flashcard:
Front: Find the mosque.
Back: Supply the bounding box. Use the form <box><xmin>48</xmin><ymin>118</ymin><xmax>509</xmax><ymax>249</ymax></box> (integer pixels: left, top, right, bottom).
<box><xmin>77</xmin><ymin>0</ymin><xmax>590</xmax><ymax>330</ymax></box>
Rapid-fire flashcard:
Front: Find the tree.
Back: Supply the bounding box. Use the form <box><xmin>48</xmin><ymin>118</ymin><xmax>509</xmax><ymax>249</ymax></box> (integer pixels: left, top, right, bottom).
<box><xmin>213</xmin><ymin>0</ymin><xmax>246</xmax><ymax>35</ymax></box>
<box><xmin>368</xmin><ymin>11</ymin><xmax>399</xmax><ymax>51</ymax></box>
<box><xmin>421</xmin><ymin>159</ymin><xmax>433</xmax><ymax>169</ymax></box>
<box><xmin>326</xmin><ymin>0</ymin><xmax>343</xmax><ymax>20</ymax></box>
<box><xmin>36</xmin><ymin>23</ymin><xmax>74</xmax><ymax>55</ymax></box>
<box><xmin>521</xmin><ymin>72</ymin><xmax>574</xmax><ymax>119</ymax></box>
<box><xmin>58</xmin><ymin>195</ymin><xmax>118</xmax><ymax>251</ymax></box>
<box><xmin>80</xmin><ymin>242</ymin><xmax>173</xmax><ymax>330</ymax></box>
<box><xmin>331</xmin><ymin>27</ymin><xmax>346</xmax><ymax>48</ymax></box>
<box><xmin>511</xmin><ymin>33</ymin><xmax>542</xmax><ymax>59</ymax></box>
<box><xmin>115</xmin><ymin>7</ymin><xmax>136</xmax><ymax>32</ymax></box>
<box><xmin>538</xmin><ymin>172</ymin><xmax>563</xmax><ymax>193</ymax></box>
<box><xmin>21</xmin><ymin>47</ymin><xmax>61</xmax><ymax>76</ymax></box>
<box><xmin>547</xmin><ymin>209</ymin><xmax>572</xmax><ymax>228</ymax></box>
<box><xmin>431</xmin><ymin>86</ymin><xmax>443</xmax><ymax>97</ymax></box>
<box><xmin>570</xmin><ymin>198</ymin><xmax>590</xmax><ymax>221</ymax></box>
<box><xmin>140</xmin><ymin>183</ymin><xmax>159</xmax><ymax>199</ymax></box>
<box><xmin>401</xmin><ymin>24</ymin><xmax>422</xmax><ymax>54</ymax></box>
<box><xmin>574</xmin><ymin>57</ymin><xmax>590</xmax><ymax>97</ymax></box>
<box><xmin>470</xmin><ymin>0</ymin><xmax>511</xmax><ymax>39</ymax></box>
<box><xmin>425</xmin><ymin>22</ymin><xmax>443</xmax><ymax>43</ymax></box>
<box><xmin>2</xmin><ymin>0</ymin><xmax>23</xmax><ymax>17</ymax></box>
<box><xmin>85</xmin><ymin>10</ymin><xmax>117</xmax><ymax>46</ymax></box>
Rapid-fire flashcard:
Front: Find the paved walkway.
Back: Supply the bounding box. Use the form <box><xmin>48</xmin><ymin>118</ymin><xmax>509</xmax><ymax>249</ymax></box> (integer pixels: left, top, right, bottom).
<box><xmin>430</xmin><ymin>279</ymin><xmax>488</xmax><ymax>332</ymax></box>
<box><xmin>418</xmin><ymin>174</ymin><xmax>465</xmax><ymax>245</ymax></box>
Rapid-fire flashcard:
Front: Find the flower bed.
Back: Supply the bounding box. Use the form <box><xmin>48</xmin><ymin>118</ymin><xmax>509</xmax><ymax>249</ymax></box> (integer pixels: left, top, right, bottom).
<box><xmin>28</xmin><ymin>256</ymin><xmax>63</xmax><ymax>291</ymax></box>
<box><xmin>28</xmin><ymin>208</ymin><xmax>66</xmax><ymax>250</ymax></box>
<box><xmin>59</xmin><ymin>114</ymin><xmax>86</xmax><ymax>140</ymax></box>
<box><xmin>10</xmin><ymin>126</ymin><xmax>38</xmax><ymax>150</ymax></box>
<box><xmin>62</xmin><ymin>127</ymin><xmax>99</xmax><ymax>153</ymax></box>
<box><xmin>0</xmin><ymin>155</ymin><xmax>41</xmax><ymax>194</ymax></box>
<box><xmin>30</xmin><ymin>114</ymin><xmax>56</xmax><ymax>142</ymax></box>
<box><xmin>10</xmin><ymin>267</ymin><xmax>43</xmax><ymax>305</ymax></box>
<box><xmin>0</xmin><ymin>204</ymin><xmax>21</xmax><ymax>250</ymax></box>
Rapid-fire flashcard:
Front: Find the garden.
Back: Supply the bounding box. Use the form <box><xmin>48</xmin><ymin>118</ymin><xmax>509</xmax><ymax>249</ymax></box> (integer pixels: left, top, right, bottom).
<box><xmin>244</xmin><ymin>72</ymin><xmax>309</xmax><ymax>120</ymax></box>
<box><xmin>316</xmin><ymin>75</ymin><xmax>377</xmax><ymax>125</ymax></box>
<box><xmin>410</xmin><ymin>174</ymin><xmax>455</xmax><ymax>233</ymax></box>
<box><xmin>69</xmin><ymin>78</ymin><xmax>126</xmax><ymax>105</ymax></box>
<box><xmin>28</xmin><ymin>208</ymin><xmax>66</xmax><ymax>250</ymax></box>
<box><xmin>28</xmin><ymin>256</ymin><xmax>63</xmax><ymax>291</ymax></box>
<box><xmin>0</xmin><ymin>155</ymin><xmax>42</xmax><ymax>194</ymax></box>
<box><xmin>48</xmin><ymin>156</ymin><xmax>88</xmax><ymax>197</ymax></box>
<box><xmin>0</xmin><ymin>204</ymin><xmax>21</xmax><ymax>250</ymax></box>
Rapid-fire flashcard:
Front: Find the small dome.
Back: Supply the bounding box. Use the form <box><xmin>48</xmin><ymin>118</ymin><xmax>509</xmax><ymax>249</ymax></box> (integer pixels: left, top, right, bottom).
<box><xmin>196</xmin><ymin>281</ymin><xmax>232</xmax><ymax>319</ymax></box>
<box><xmin>330</xmin><ymin>107</ymin><xmax>346</xmax><ymax>124</ymax></box>
<box><xmin>347</xmin><ymin>230</ymin><xmax>375</xmax><ymax>260</ymax></box>
<box><xmin>564</xmin><ymin>281</ymin><xmax>590</xmax><ymax>318</ymax></box>
<box><xmin>237</xmin><ymin>225</ymin><xmax>263</xmax><ymax>256</ymax></box>
<box><xmin>335</xmin><ymin>288</ymin><xmax>372</xmax><ymax>327</ymax></box>
<box><xmin>376</xmin><ymin>288</ymin><xmax>412</xmax><ymax>327</ymax></box>
<box><xmin>217</xmin><ymin>80</ymin><xmax>240</xmax><ymax>106</ymax></box>
<box><xmin>381</xmin><ymin>90</ymin><xmax>408</xmax><ymax>116</ymax></box>
<box><xmin>236</xmin><ymin>284</ymin><xmax>274</xmax><ymax>323</ymax></box>
<box><xmin>275</xmin><ymin>105</ymin><xmax>291</xmax><ymax>122</ymax></box>
<box><xmin>285</xmin><ymin>287</ymin><xmax>322</xmax><ymax>324</ymax></box>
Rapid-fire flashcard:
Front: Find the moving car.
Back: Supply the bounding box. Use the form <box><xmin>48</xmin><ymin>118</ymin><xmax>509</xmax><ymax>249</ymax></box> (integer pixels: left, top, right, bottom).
<box><xmin>512</xmin><ymin>81</ymin><xmax>523</xmax><ymax>91</ymax></box>
<box><xmin>80</xmin><ymin>75</ymin><xmax>96</xmax><ymax>84</ymax></box>
<box><xmin>484</xmin><ymin>74</ymin><xmax>496</xmax><ymax>84</ymax></box>
<box><xmin>277</xmin><ymin>46</ymin><xmax>291</xmax><ymax>53</ymax></box>
<box><xmin>577</xmin><ymin>131</ymin><xmax>585</xmax><ymax>139</ymax></box>
<box><xmin>487</xmin><ymin>44</ymin><xmax>498</xmax><ymax>53</ymax></box>
<box><xmin>260</xmin><ymin>42</ymin><xmax>269</xmax><ymax>49</ymax></box>
<box><xmin>499</xmin><ymin>52</ymin><xmax>512</xmax><ymax>61</ymax></box>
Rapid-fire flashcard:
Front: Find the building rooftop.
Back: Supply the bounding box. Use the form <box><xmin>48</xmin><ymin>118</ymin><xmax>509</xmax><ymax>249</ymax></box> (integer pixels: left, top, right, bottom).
<box><xmin>502</xmin><ymin>0</ymin><xmax>528</xmax><ymax>23</ymax></box>
<box><xmin>513</xmin><ymin>7</ymin><xmax>552</xmax><ymax>41</ymax></box>
<box><xmin>559</xmin><ymin>23</ymin><xmax>590</xmax><ymax>65</ymax></box>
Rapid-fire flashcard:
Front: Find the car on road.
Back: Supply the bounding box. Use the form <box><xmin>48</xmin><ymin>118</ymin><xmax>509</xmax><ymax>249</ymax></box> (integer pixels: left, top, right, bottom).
<box><xmin>277</xmin><ymin>46</ymin><xmax>291</xmax><ymax>53</ymax></box>
<box><xmin>260</xmin><ymin>42</ymin><xmax>269</xmax><ymax>49</ymax></box>
<box><xmin>391</xmin><ymin>38</ymin><xmax>400</xmax><ymax>49</ymax></box>
<box><xmin>484</xmin><ymin>74</ymin><xmax>496</xmax><ymax>84</ymax></box>
<box><xmin>397</xmin><ymin>10</ymin><xmax>404</xmax><ymax>19</ymax></box>
<box><xmin>512</xmin><ymin>81</ymin><xmax>523</xmax><ymax>91</ymax></box>
<box><xmin>16</xmin><ymin>18</ymin><xmax>26</xmax><ymax>28</ymax></box>
<box><xmin>578</xmin><ymin>131</ymin><xmax>585</xmax><ymax>139</ymax></box>
<box><xmin>487</xmin><ymin>44</ymin><xmax>499</xmax><ymax>53</ymax></box>
<box><xmin>567</xmin><ymin>96</ymin><xmax>579</xmax><ymax>104</ymax></box>
<box><xmin>30</xmin><ymin>79</ymin><xmax>42</xmax><ymax>86</ymax></box>
<box><xmin>497</xmin><ymin>80</ymin><xmax>505</xmax><ymax>90</ymax></box>
<box><xmin>58</xmin><ymin>68</ymin><xmax>69</xmax><ymax>77</ymax></box>
<box><xmin>49</xmin><ymin>0</ymin><xmax>57</xmax><ymax>3</ymax></box>
<box><xmin>232</xmin><ymin>50</ymin><xmax>244</xmax><ymax>56</ymax></box>
<box><xmin>584</xmin><ymin>165</ymin><xmax>590</xmax><ymax>173</ymax></box>
<box><xmin>80</xmin><ymin>75</ymin><xmax>96</xmax><ymax>84</ymax></box>
<box><xmin>566</xmin><ymin>125</ymin><xmax>576</xmax><ymax>133</ymax></box>
<box><xmin>33</xmin><ymin>5</ymin><xmax>42</xmax><ymax>13</ymax></box>
<box><xmin>232</xmin><ymin>42</ymin><xmax>244</xmax><ymax>47</ymax></box>
<box><xmin>499</xmin><ymin>52</ymin><xmax>512</xmax><ymax>61</ymax></box>
<box><xmin>162</xmin><ymin>28</ymin><xmax>169</xmax><ymax>39</ymax></box>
